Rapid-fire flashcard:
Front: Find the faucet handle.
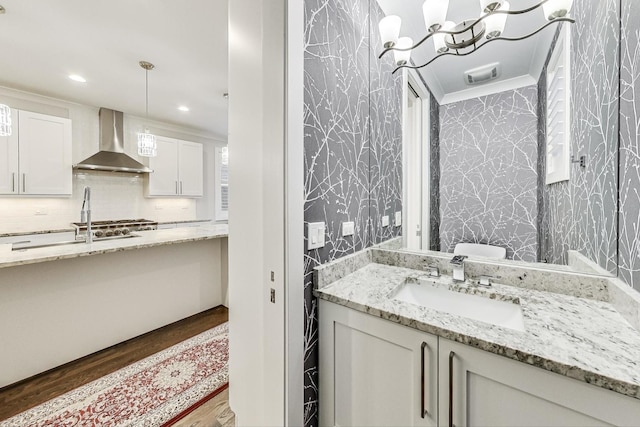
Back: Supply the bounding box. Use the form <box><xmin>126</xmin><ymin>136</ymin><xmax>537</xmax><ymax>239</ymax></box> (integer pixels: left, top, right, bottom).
<box><xmin>478</xmin><ymin>275</ymin><xmax>496</xmax><ymax>287</ymax></box>
<box><xmin>427</xmin><ymin>264</ymin><xmax>440</xmax><ymax>277</ymax></box>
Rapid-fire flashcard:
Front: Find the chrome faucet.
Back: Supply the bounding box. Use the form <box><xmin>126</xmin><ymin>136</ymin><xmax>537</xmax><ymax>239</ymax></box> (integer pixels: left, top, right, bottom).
<box><xmin>81</xmin><ymin>186</ymin><xmax>92</xmax><ymax>244</ymax></box>
<box><xmin>450</xmin><ymin>255</ymin><xmax>467</xmax><ymax>282</ymax></box>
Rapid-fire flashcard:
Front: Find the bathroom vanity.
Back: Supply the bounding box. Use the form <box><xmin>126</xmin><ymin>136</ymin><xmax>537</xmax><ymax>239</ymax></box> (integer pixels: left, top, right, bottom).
<box><xmin>315</xmin><ymin>247</ymin><xmax>640</xmax><ymax>427</ymax></box>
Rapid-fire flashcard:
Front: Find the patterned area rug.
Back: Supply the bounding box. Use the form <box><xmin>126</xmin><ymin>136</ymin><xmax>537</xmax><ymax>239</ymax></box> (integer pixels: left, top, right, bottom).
<box><xmin>0</xmin><ymin>323</ymin><xmax>229</xmax><ymax>427</ymax></box>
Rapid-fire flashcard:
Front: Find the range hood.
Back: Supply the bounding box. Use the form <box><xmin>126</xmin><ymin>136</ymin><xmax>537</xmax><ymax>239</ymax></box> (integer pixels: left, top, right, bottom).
<box><xmin>73</xmin><ymin>108</ymin><xmax>153</xmax><ymax>173</ymax></box>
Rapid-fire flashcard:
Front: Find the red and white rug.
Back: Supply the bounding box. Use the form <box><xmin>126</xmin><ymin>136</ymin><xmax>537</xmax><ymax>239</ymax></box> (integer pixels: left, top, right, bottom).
<box><xmin>1</xmin><ymin>322</ymin><xmax>229</xmax><ymax>427</ymax></box>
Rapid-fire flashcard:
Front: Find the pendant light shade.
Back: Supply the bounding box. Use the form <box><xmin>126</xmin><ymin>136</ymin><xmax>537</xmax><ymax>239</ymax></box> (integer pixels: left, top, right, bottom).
<box><xmin>379</xmin><ymin>15</ymin><xmax>402</xmax><ymax>48</ymax></box>
<box><xmin>543</xmin><ymin>0</ymin><xmax>574</xmax><ymax>20</ymax></box>
<box><xmin>434</xmin><ymin>21</ymin><xmax>456</xmax><ymax>53</ymax></box>
<box><xmin>0</xmin><ymin>104</ymin><xmax>12</xmax><ymax>137</ymax></box>
<box><xmin>393</xmin><ymin>37</ymin><xmax>413</xmax><ymax>66</ymax></box>
<box><xmin>423</xmin><ymin>0</ymin><xmax>449</xmax><ymax>32</ymax></box>
<box><xmin>138</xmin><ymin>61</ymin><xmax>157</xmax><ymax>158</ymax></box>
<box><xmin>480</xmin><ymin>0</ymin><xmax>503</xmax><ymax>13</ymax></box>
<box><xmin>485</xmin><ymin>1</ymin><xmax>510</xmax><ymax>39</ymax></box>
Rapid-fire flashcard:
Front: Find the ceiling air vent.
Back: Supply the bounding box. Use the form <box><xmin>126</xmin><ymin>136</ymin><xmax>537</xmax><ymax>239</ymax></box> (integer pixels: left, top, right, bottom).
<box><xmin>464</xmin><ymin>63</ymin><xmax>501</xmax><ymax>85</ymax></box>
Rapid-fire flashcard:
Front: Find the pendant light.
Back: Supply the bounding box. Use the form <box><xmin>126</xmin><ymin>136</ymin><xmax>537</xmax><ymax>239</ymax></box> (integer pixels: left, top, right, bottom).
<box><xmin>0</xmin><ymin>104</ymin><xmax>11</xmax><ymax>137</ymax></box>
<box><xmin>137</xmin><ymin>61</ymin><xmax>157</xmax><ymax>157</ymax></box>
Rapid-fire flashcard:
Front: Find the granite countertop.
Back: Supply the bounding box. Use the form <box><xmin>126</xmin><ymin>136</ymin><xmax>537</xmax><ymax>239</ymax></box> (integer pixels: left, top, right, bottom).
<box><xmin>0</xmin><ymin>224</ymin><xmax>228</xmax><ymax>269</ymax></box>
<box><xmin>315</xmin><ymin>262</ymin><xmax>640</xmax><ymax>400</ymax></box>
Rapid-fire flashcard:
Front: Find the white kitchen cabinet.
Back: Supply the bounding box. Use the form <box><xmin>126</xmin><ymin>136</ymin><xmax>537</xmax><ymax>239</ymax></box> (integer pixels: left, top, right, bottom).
<box><xmin>0</xmin><ymin>110</ymin><xmax>72</xmax><ymax>196</ymax></box>
<box><xmin>319</xmin><ymin>300</ymin><xmax>438</xmax><ymax>427</ymax></box>
<box><xmin>147</xmin><ymin>137</ymin><xmax>203</xmax><ymax>197</ymax></box>
<box><xmin>439</xmin><ymin>338</ymin><xmax>640</xmax><ymax>427</ymax></box>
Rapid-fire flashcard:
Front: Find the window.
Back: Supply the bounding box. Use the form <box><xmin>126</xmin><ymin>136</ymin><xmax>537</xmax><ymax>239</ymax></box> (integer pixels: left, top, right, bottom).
<box><xmin>215</xmin><ymin>146</ymin><xmax>228</xmax><ymax>221</ymax></box>
<box><xmin>546</xmin><ymin>26</ymin><xmax>571</xmax><ymax>185</ymax></box>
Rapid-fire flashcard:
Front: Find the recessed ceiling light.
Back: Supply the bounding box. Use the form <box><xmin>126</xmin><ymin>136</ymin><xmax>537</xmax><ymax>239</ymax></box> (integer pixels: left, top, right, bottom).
<box><xmin>178</xmin><ymin>106</ymin><xmax>189</xmax><ymax>112</ymax></box>
<box><xmin>69</xmin><ymin>74</ymin><xmax>87</xmax><ymax>83</ymax></box>
<box><xmin>0</xmin><ymin>5</ymin><xmax>6</xmax><ymax>14</ymax></box>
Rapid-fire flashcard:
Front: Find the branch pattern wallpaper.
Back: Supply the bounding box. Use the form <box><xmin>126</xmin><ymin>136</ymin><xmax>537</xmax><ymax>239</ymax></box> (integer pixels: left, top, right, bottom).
<box><xmin>303</xmin><ymin>0</ymin><xmax>401</xmax><ymax>424</ymax></box>
<box><xmin>438</xmin><ymin>87</ymin><xmax>539</xmax><ymax>261</ymax></box>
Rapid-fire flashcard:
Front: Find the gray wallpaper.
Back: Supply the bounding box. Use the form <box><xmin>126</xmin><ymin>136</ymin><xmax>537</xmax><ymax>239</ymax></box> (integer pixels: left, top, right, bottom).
<box><xmin>438</xmin><ymin>86</ymin><xmax>539</xmax><ymax>262</ymax></box>
<box><xmin>620</xmin><ymin>0</ymin><xmax>640</xmax><ymax>290</ymax></box>
<box><xmin>303</xmin><ymin>0</ymin><xmax>402</xmax><ymax>425</ymax></box>
<box><xmin>540</xmin><ymin>0</ymin><xmax>618</xmax><ymax>273</ymax></box>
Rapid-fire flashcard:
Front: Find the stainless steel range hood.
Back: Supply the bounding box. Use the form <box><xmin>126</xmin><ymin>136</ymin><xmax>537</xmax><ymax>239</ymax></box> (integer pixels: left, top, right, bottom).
<box><xmin>73</xmin><ymin>108</ymin><xmax>153</xmax><ymax>173</ymax></box>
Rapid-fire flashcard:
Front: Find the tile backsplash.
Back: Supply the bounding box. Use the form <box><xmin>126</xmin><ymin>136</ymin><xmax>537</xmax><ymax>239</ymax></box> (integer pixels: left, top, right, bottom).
<box><xmin>0</xmin><ymin>171</ymin><xmax>196</xmax><ymax>234</ymax></box>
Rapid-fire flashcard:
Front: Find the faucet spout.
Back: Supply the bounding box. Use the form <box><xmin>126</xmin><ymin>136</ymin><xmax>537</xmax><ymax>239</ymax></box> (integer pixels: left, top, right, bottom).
<box><xmin>450</xmin><ymin>255</ymin><xmax>467</xmax><ymax>282</ymax></box>
<box><xmin>82</xmin><ymin>186</ymin><xmax>92</xmax><ymax>244</ymax></box>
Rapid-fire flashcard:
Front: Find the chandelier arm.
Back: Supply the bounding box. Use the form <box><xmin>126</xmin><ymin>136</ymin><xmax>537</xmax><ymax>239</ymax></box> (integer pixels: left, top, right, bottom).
<box><xmin>379</xmin><ymin>0</ymin><xmax>554</xmax><ymax>59</ymax></box>
<box><xmin>391</xmin><ymin>17</ymin><xmax>574</xmax><ymax>74</ymax></box>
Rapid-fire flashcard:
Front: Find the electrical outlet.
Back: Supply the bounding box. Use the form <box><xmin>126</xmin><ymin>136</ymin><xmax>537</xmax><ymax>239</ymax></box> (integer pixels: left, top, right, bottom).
<box><xmin>382</xmin><ymin>215</ymin><xmax>390</xmax><ymax>227</ymax></box>
<box><xmin>395</xmin><ymin>211</ymin><xmax>402</xmax><ymax>226</ymax></box>
<box><xmin>342</xmin><ymin>221</ymin><xmax>355</xmax><ymax>236</ymax></box>
<box><xmin>35</xmin><ymin>207</ymin><xmax>48</xmax><ymax>216</ymax></box>
<box><xmin>155</xmin><ymin>204</ymin><xmax>163</xmax><ymax>210</ymax></box>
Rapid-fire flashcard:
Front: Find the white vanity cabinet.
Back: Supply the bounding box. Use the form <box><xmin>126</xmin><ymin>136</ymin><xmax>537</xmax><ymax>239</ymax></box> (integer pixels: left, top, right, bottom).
<box><xmin>147</xmin><ymin>136</ymin><xmax>203</xmax><ymax>197</ymax></box>
<box><xmin>439</xmin><ymin>339</ymin><xmax>640</xmax><ymax>427</ymax></box>
<box><xmin>319</xmin><ymin>300</ymin><xmax>438</xmax><ymax>427</ymax></box>
<box><xmin>0</xmin><ymin>109</ymin><xmax>72</xmax><ymax>196</ymax></box>
<box><xmin>320</xmin><ymin>300</ymin><xmax>640</xmax><ymax>427</ymax></box>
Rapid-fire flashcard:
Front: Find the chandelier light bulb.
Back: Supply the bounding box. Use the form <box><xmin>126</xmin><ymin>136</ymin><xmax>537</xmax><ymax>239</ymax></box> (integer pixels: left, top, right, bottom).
<box><xmin>485</xmin><ymin>1</ymin><xmax>510</xmax><ymax>39</ymax></box>
<box><xmin>423</xmin><ymin>0</ymin><xmax>450</xmax><ymax>32</ymax></box>
<box><xmin>393</xmin><ymin>37</ymin><xmax>413</xmax><ymax>66</ymax></box>
<box><xmin>0</xmin><ymin>104</ymin><xmax>11</xmax><ymax>137</ymax></box>
<box><xmin>379</xmin><ymin>15</ymin><xmax>402</xmax><ymax>48</ymax></box>
<box><xmin>433</xmin><ymin>21</ymin><xmax>456</xmax><ymax>53</ymax></box>
<box><xmin>543</xmin><ymin>0</ymin><xmax>574</xmax><ymax>20</ymax></box>
<box><xmin>138</xmin><ymin>129</ymin><xmax>157</xmax><ymax>157</ymax></box>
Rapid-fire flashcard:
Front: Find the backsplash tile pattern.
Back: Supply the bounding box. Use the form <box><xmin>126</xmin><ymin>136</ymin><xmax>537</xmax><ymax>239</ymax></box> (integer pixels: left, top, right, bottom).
<box><xmin>438</xmin><ymin>86</ymin><xmax>539</xmax><ymax>261</ymax></box>
<box><xmin>541</xmin><ymin>0</ymin><xmax>618</xmax><ymax>273</ymax></box>
<box><xmin>0</xmin><ymin>172</ymin><xmax>196</xmax><ymax>234</ymax></box>
<box><xmin>303</xmin><ymin>0</ymin><xmax>401</xmax><ymax>424</ymax></box>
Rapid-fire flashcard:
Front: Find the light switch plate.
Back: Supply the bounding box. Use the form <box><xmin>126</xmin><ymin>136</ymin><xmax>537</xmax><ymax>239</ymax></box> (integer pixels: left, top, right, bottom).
<box><xmin>382</xmin><ymin>215</ymin><xmax>390</xmax><ymax>227</ymax></box>
<box><xmin>395</xmin><ymin>211</ymin><xmax>402</xmax><ymax>226</ymax></box>
<box><xmin>342</xmin><ymin>221</ymin><xmax>355</xmax><ymax>236</ymax></box>
<box><xmin>307</xmin><ymin>222</ymin><xmax>325</xmax><ymax>250</ymax></box>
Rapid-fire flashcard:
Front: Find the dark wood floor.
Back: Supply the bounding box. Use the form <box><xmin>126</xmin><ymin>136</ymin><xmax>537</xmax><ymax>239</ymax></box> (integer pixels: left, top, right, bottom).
<box><xmin>0</xmin><ymin>305</ymin><xmax>229</xmax><ymax>421</ymax></box>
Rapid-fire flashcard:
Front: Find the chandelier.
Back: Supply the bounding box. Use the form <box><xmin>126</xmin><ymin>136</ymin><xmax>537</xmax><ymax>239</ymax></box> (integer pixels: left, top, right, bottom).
<box><xmin>378</xmin><ymin>0</ymin><xmax>575</xmax><ymax>73</ymax></box>
<box><xmin>0</xmin><ymin>104</ymin><xmax>11</xmax><ymax>137</ymax></box>
<box><xmin>137</xmin><ymin>60</ymin><xmax>157</xmax><ymax>157</ymax></box>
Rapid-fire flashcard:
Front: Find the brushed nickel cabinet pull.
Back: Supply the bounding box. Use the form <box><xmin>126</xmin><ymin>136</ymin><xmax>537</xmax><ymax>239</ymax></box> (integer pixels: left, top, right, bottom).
<box><xmin>421</xmin><ymin>342</ymin><xmax>429</xmax><ymax>418</ymax></box>
<box><xmin>180</xmin><ymin>181</ymin><xmax>183</xmax><ymax>195</ymax></box>
<box><xmin>11</xmin><ymin>172</ymin><xmax>15</xmax><ymax>192</ymax></box>
<box><xmin>22</xmin><ymin>173</ymin><xmax>26</xmax><ymax>193</ymax></box>
<box><xmin>175</xmin><ymin>181</ymin><xmax>178</xmax><ymax>195</ymax></box>
<box><xmin>449</xmin><ymin>351</ymin><xmax>456</xmax><ymax>427</ymax></box>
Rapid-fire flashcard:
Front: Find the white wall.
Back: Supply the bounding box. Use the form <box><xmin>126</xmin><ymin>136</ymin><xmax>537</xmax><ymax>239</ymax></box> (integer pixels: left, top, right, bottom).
<box><xmin>0</xmin><ymin>86</ymin><xmax>226</xmax><ymax>233</ymax></box>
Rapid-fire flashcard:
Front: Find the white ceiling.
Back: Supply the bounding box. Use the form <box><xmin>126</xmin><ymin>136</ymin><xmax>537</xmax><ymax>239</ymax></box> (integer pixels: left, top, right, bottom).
<box><xmin>377</xmin><ymin>0</ymin><xmax>559</xmax><ymax>104</ymax></box>
<box><xmin>0</xmin><ymin>0</ymin><xmax>228</xmax><ymax>139</ymax></box>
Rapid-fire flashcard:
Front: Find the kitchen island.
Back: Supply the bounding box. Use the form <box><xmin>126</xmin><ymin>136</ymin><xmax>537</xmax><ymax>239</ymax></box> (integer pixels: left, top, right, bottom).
<box><xmin>0</xmin><ymin>224</ymin><xmax>228</xmax><ymax>388</ymax></box>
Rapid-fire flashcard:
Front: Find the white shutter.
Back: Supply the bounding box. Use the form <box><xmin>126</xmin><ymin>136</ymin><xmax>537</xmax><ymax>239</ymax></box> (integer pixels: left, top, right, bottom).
<box><xmin>546</xmin><ymin>27</ymin><xmax>571</xmax><ymax>185</ymax></box>
<box><xmin>215</xmin><ymin>146</ymin><xmax>229</xmax><ymax>220</ymax></box>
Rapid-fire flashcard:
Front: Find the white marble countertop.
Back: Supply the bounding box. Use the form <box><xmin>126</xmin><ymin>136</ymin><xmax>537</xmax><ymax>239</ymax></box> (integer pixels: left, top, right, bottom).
<box><xmin>0</xmin><ymin>224</ymin><xmax>228</xmax><ymax>269</ymax></box>
<box><xmin>315</xmin><ymin>262</ymin><xmax>640</xmax><ymax>400</ymax></box>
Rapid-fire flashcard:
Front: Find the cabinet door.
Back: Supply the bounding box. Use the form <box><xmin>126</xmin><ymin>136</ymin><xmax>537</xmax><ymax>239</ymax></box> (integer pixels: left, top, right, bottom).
<box><xmin>438</xmin><ymin>339</ymin><xmax>640</xmax><ymax>427</ymax></box>
<box><xmin>18</xmin><ymin>111</ymin><xmax>72</xmax><ymax>195</ymax></box>
<box><xmin>177</xmin><ymin>140</ymin><xmax>203</xmax><ymax>197</ymax></box>
<box><xmin>148</xmin><ymin>136</ymin><xmax>179</xmax><ymax>196</ymax></box>
<box><xmin>0</xmin><ymin>108</ymin><xmax>19</xmax><ymax>195</ymax></box>
<box><xmin>320</xmin><ymin>300</ymin><xmax>437</xmax><ymax>427</ymax></box>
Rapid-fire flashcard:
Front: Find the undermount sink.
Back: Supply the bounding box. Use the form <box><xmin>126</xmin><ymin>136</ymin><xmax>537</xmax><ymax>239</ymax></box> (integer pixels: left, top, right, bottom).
<box><xmin>392</xmin><ymin>278</ymin><xmax>526</xmax><ymax>331</ymax></box>
<box><xmin>12</xmin><ymin>234</ymin><xmax>140</xmax><ymax>251</ymax></box>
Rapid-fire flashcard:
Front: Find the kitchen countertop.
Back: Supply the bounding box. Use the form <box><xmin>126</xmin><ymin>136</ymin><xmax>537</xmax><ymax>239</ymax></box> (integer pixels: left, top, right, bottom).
<box><xmin>0</xmin><ymin>224</ymin><xmax>228</xmax><ymax>269</ymax></box>
<box><xmin>314</xmin><ymin>261</ymin><xmax>640</xmax><ymax>400</ymax></box>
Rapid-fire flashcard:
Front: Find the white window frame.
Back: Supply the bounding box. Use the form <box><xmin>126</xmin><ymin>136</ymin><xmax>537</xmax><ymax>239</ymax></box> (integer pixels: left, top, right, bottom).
<box><xmin>214</xmin><ymin>145</ymin><xmax>228</xmax><ymax>221</ymax></box>
<box><xmin>545</xmin><ymin>26</ymin><xmax>571</xmax><ymax>185</ymax></box>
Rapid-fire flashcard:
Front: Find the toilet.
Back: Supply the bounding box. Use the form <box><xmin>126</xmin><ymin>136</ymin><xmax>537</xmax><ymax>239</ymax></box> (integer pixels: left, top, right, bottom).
<box><xmin>453</xmin><ymin>243</ymin><xmax>507</xmax><ymax>259</ymax></box>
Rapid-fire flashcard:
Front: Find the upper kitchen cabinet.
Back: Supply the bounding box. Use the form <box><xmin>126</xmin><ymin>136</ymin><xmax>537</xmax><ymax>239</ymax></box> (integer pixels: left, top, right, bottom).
<box><xmin>0</xmin><ymin>109</ymin><xmax>72</xmax><ymax>196</ymax></box>
<box><xmin>147</xmin><ymin>137</ymin><xmax>203</xmax><ymax>197</ymax></box>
